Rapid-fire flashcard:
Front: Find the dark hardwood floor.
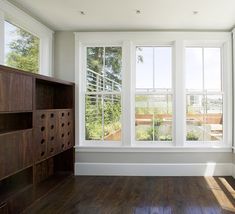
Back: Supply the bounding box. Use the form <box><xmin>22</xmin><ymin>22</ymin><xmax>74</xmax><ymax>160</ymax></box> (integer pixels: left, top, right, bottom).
<box><xmin>24</xmin><ymin>176</ymin><xmax>235</xmax><ymax>214</ymax></box>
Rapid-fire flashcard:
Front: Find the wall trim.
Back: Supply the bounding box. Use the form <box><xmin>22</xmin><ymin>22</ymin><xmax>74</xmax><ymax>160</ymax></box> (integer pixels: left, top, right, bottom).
<box><xmin>233</xmin><ymin>164</ymin><xmax>235</xmax><ymax>178</ymax></box>
<box><xmin>75</xmin><ymin>162</ymin><xmax>232</xmax><ymax>176</ymax></box>
<box><xmin>75</xmin><ymin>146</ymin><xmax>232</xmax><ymax>153</ymax></box>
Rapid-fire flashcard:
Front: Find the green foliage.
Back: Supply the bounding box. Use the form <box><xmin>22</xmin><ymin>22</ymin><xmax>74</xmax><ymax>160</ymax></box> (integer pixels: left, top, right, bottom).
<box><xmin>159</xmin><ymin>135</ymin><xmax>172</xmax><ymax>141</ymax></box>
<box><xmin>6</xmin><ymin>27</ymin><xmax>39</xmax><ymax>73</ymax></box>
<box><xmin>136</xmin><ymin>123</ymin><xmax>172</xmax><ymax>141</ymax></box>
<box><xmin>186</xmin><ymin>131</ymin><xmax>199</xmax><ymax>141</ymax></box>
<box><xmin>136</xmin><ymin>127</ymin><xmax>152</xmax><ymax>141</ymax></box>
<box><xmin>153</xmin><ymin>118</ymin><xmax>163</xmax><ymax>126</ymax></box>
<box><xmin>85</xmin><ymin>95</ymin><xmax>121</xmax><ymax>140</ymax></box>
<box><xmin>87</xmin><ymin>47</ymin><xmax>122</xmax><ymax>84</ymax></box>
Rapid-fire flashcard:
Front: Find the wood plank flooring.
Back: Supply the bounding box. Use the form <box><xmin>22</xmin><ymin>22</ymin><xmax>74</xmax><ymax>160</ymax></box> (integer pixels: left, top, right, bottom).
<box><xmin>24</xmin><ymin>176</ymin><xmax>235</xmax><ymax>214</ymax></box>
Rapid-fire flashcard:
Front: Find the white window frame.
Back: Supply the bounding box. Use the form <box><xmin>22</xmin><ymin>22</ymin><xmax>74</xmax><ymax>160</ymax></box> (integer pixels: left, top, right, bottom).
<box><xmin>75</xmin><ymin>32</ymin><xmax>232</xmax><ymax>152</ymax></box>
<box><xmin>184</xmin><ymin>44</ymin><xmax>226</xmax><ymax>146</ymax></box>
<box><xmin>132</xmin><ymin>43</ymin><xmax>175</xmax><ymax>147</ymax></box>
<box><xmin>0</xmin><ymin>0</ymin><xmax>54</xmax><ymax>76</ymax></box>
<box><xmin>81</xmin><ymin>44</ymin><xmax>123</xmax><ymax>147</ymax></box>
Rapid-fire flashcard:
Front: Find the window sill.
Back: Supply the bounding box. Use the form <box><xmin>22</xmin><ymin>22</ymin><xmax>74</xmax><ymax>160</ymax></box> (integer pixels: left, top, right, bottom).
<box><xmin>75</xmin><ymin>145</ymin><xmax>232</xmax><ymax>153</ymax></box>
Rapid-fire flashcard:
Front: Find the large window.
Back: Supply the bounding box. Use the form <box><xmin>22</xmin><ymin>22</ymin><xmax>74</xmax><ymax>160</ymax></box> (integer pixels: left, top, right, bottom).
<box><xmin>135</xmin><ymin>47</ymin><xmax>173</xmax><ymax>142</ymax></box>
<box><xmin>185</xmin><ymin>47</ymin><xmax>223</xmax><ymax>142</ymax></box>
<box><xmin>4</xmin><ymin>21</ymin><xmax>39</xmax><ymax>73</ymax></box>
<box><xmin>77</xmin><ymin>32</ymin><xmax>231</xmax><ymax>149</ymax></box>
<box><xmin>85</xmin><ymin>47</ymin><xmax>122</xmax><ymax>142</ymax></box>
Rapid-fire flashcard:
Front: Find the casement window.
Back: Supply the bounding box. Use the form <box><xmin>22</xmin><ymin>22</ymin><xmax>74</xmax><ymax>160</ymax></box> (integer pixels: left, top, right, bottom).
<box><xmin>76</xmin><ymin>32</ymin><xmax>232</xmax><ymax>150</ymax></box>
<box><xmin>135</xmin><ymin>46</ymin><xmax>173</xmax><ymax>142</ymax></box>
<box><xmin>185</xmin><ymin>47</ymin><xmax>223</xmax><ymax>142</ymax></box>
<box><xmin>85</xmin><ymin>46</ymin><xmax>122</xmax><ymax>142</ymax></box>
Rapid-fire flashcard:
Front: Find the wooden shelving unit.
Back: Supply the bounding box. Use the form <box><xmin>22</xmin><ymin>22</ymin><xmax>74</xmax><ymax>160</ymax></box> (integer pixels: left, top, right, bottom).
<box><xmin>0</xmin><ymin>65</ymin><xmax>75</xmax><ymax>213</ymax></box>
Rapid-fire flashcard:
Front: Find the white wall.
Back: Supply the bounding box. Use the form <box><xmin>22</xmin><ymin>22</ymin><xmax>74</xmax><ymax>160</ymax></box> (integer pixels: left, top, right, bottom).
<box><xmin>54</xmin><ymin>31</ymin><xmax>234</xmax><ymax>176</ymax></box>
<box><xmin>54</xmin><ymin>31</ymin><xmax>74</xmax><ymax>81</ymax></box>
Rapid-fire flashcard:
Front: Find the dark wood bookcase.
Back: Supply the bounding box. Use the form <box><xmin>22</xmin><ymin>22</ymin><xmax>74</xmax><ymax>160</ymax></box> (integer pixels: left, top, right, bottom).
<box><xmin>0</xmin><ymin>65</ymin><xmax>75</xmax><ymax>213</ymax></box>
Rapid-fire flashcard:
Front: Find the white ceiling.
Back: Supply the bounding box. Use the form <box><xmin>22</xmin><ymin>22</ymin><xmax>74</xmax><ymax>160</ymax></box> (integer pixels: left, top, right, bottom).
<box><xmin>8</xmin><ymin>0</ymin><xmax>235</xmax><ymax>31</ymax></box>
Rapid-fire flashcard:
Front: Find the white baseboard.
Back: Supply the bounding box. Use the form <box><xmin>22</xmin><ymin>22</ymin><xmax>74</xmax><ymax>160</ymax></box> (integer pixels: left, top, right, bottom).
<box><xmin>75</xmin><ymin>162</ymin><xmax>233</xmax><ymax>176</ymax></box>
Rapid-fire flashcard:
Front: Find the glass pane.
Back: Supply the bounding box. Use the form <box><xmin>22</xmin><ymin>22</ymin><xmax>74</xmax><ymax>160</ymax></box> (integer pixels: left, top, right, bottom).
<box><xmin>135</xmin><ymin>95</ymin><xmax>172</xmax><ymax>141</ymax></box>
<box><xmin>87</xmin><ymin>47</ymin><xmax>104</xmax><ymax>92</ymax></box>
<box><xmin>136</xmin><ymin>47</ymin><xmax>154</xmax><ymax>91</ymax></box>
<box><xmin>154</xmin><ymin>95</ymin><xmax>173</xmax><ymax>141</ymax></box>
<box><xmin>205</xmin><ymin>95</ymin><xmax>223</xmax><ymax>141</ymax></box>
<box><xmin>154</xmin><ymin>47</ymin><xmax>172</xmax><ymax>90</ymax></box>
<box><xmin>104</xmin><ymin>47</ymin><xmax>122</xmax><ymax>92</ymax></box>
<box><xmin>135</xmin><ymin>95</ymin><xmax>153</xmax><ymax>141</ymax></box>
<box><xmin>4</xmin><ymin>21</ymin><xmax>39</xmax><ymax>73</ymax></box>
<box><xmin>185</xmin><ymin>48</ymin><xmax>203</xmax><ymax>91</ymax></box>
<box><xmin>104</xmin><ymin>95</ymin><xmax>121</xmax><ymax>141</ymax></box>
<box><xmin>186</xmin><ymin>95</ymin><xmax>204</xmax><ymax>141</ymax></box>
<box><xmin>204</xmin><ymin>48</ymin><xmax>221</xmax><ymax>91</ymax></box>
<box><xmin>85</xmin><ymin>95</ymin><xmax>102</xmax><ymax>140</ymax></box>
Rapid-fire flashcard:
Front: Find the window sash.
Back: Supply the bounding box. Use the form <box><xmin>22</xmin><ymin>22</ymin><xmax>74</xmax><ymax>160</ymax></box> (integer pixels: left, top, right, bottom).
<box><xmin>84</xmin><ymin>46</ymin><xmax>123</xmax><ymax>143</ymax></box>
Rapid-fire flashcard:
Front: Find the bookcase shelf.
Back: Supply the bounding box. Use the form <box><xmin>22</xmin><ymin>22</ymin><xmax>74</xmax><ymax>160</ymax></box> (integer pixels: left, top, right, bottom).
<box><xmin>0</xmin><ymin>112</ymin><xmax>32</xmax><ymax>134</ymax></box>
<box><xmin>36</xmin><ymin>79</ymin><xmax>73</xmax><ymax>110</ymax></box>
<box><xmin>0</xmin><ymin>65</ymin><xmax>75</xmax><ymax>213</ymax></box>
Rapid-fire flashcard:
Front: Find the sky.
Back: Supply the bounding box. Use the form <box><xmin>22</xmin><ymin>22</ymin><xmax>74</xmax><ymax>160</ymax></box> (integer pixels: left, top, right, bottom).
<box><xmin>136</xmin><ymin>46</ymin><xmax>221</xmax><ymax>92</ymax></box>
<box><xmin>136</xmin><ymin>47</ymin><xmax>171</xmax><ymax>91</ymax></box>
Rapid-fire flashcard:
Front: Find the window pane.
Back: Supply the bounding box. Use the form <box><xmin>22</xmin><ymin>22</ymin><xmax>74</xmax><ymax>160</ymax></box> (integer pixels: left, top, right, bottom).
<box><xmin>154</xmin><ymin>47</ymin><xmax>172</xmax><ymax>90</ymax></box>
<box><xmin>186</xmin><ymin>95</ymin><xmax>223</xmax><ymax>141</ymax></box>
<box><xmin>87</xmin><ymin>47</ymin><xmax>122</xmax><ymax>92</ymax></box>
<box><xmin>186</xmin><ymin>95</ymin><xmax>204</xmax><ymax>141</ymax></box>
<box><xmin>4</xmin><ymin>21</ymin><xmax>39</xmax><ymax>73</ymax></box>
<box><xmin>85</xmin><ymin>95</ymin><xmax>102</xmax><ymax>140</ymax></box>
<box><xmin>104</xmin><ymin>95</ymin><xmax>121</xmax><ymax>141</ymax></box>
<box><xmin>104</xmin><ymin>47</ymin><xmax>122</xmax><ymax>92</ymax></box>
<box><xmin>185</xmin><ymin>48</ymin><xmax>203</xmax><ymax>91</ymax></box>
<box><xmin>205</xmin><ymin>95</ymin><xmax>223</xmax><ymax>141</ymax></box>
<box><xmin>204</xmin><ymin>48</ymin><xmax>221</xmax><ymax>91</ymax></box>
<box><xmin>136</xmin><ymin>47</ymin><xmax>154</xmax><ymax>91</ymax></box>
<box><xmin>136</xmin><ymin>47</ymin><xmax>172</xmax><ymax>92</ymax></box>
<box><xmin>135</xmin><ymin>95</ymin><xmax>172</xmax><ymax>141</ymax></box>
<box><xmin>85</xmin><ymin>46</ymin><xmax>122</xmax><ymax>142</ymax></box>
<box><xmin>87</xmin><ymin>47</ymin><xmax>104</xmax><ymax>92</ymax></box>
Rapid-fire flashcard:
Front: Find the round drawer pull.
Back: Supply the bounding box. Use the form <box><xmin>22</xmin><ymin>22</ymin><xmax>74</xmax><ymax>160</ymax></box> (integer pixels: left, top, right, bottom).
<box><xmin>61</xmin><ymin>144</ymin><xmax>65</xmax><ymax>149</ymax></box>
<box><xmin>41</xmin><ymin>114</ymin><xmax>45</xmax><ymax>119</ymax></box>
<box><xmin>62</xmin><ymin>133</ymin><xmax>64</xmax><ymax>138</ymax></box>
<box><xmin>41</xmin><ymin>126</ymin><xmax>45</xmax><ymax>132</ymax></box>
<box><xmin>51</xmin><ymin>125</ymin><xmax>54</xmax><ymax>129</ymax></box>
<box><xmin>62</xmin><ymin>123</ymin><xmax>65</xmax><ymax>127</ymax></box>
<box><xmin>41</xmin><ymin>151</ymin><xmax>45</xmax><ymax>157</ymax></box>
<box><xmin>41</xmin><ymin>139</ymin><xmax>45</xmax><ymax>144</ymax></box>
<box><xmin>50</xmin><ymin>136</ymin><xmax>54</xmax><ymax>141</ymax></box>
<box><xmin>51</xmin><ymin>113</ymin><xmax>54</xmax><ymax>118</ymax></box>
<box><xmin>62</xmin><ymin>113</ymin><xmax>64</xmax><ymax>117</ymax></box>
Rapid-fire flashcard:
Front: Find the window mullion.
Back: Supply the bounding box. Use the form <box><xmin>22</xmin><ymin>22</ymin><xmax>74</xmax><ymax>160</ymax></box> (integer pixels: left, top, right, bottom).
<box><xmin>122</xmin><ymin>41</ymin><xmax>133</xmax><ymax>146</ymax></box>
<box><xmin>174</xmin><ymin>39</ymin><xmax>185</xmax><ymax>146</ymax></box>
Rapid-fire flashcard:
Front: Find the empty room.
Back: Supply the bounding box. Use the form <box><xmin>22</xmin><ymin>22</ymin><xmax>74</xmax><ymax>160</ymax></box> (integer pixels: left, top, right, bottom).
<box><xmin>1</xmin><ymin>0</ymin><xmax>235</xmax><ymax>213</ymax></box>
